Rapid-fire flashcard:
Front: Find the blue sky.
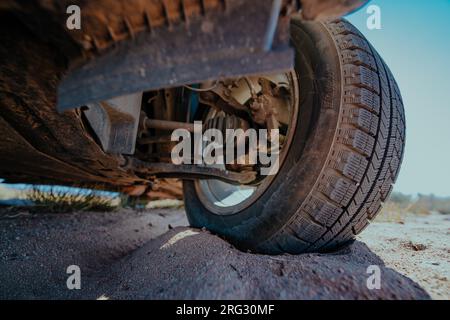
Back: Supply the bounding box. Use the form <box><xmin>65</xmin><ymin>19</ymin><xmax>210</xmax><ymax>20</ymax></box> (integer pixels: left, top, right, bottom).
<box><xmin>347</xmin><ymin>0</ymin><xmax>450</xmax><ymax>196</ymax></box>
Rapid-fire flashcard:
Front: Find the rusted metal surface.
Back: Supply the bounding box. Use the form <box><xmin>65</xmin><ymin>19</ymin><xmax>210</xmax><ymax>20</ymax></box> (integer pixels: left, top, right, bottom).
<box><xmin>57</xmin><ymin>0</ymin><xmax>295</xmax><ymax>110</ymax></box>
<box><xmin>249</xmin><ymin>78</ymin><xmax>285</xmax><ymax>131</ymax></box>
<box><xmin>137</xmin><ymin>135</ymin><xmax>173</xmax><ymax>145</ymax></box>
<box><xmin>147</xmin><ymin>178</ymin><xmax>183</xmax><ymax>200</ymax></box>
<box><xmin>200</xmin><ymin>91</ymin><xmax>252</xmax><ymax>122</ymax></box>
<box><xmin>27</xmin><ymin>0</ymin><xmax>230</xmax><ymax>54</ymax></box>
<box><xmin>0</xmin><ymin>0</ymin><xmax>367</xmax><ymax>191</ymax></box>
<box><xmin>200</xmin><ymin>75</ymin><xmax>292</xmax><ymax>131</ymax></box>
<box><xmin>122</xmin><ymin>179</ymin><xmax>182</xmax><ymax>199</ymax></box>
<box><xmin>144</xmin><ymin>119</ymin><xmax>195</xmax><ymax>133</ymax></box>
<box><xmin>300</xmin><ymin>0</ymin><xmax>368</xmax><ymax>20</ymax></box>
<box><xmin>1</xmin><ymin>1</ymin><xmax>366</xmax><ymax>52</ymax></box>
<box><xmin>125</xmin><ymin>158</ymin><xmax>257</xmax><ymax>185</ymax></box>
<box><xmin>0</xmin><ymin>15</ymin><xmax>145</xmax><ymax>189</ymax></box>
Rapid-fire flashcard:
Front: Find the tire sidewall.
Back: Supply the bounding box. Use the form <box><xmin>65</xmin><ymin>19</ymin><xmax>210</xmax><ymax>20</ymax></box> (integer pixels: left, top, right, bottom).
<box><xmin>183</xmin><ymin>19</ymin><xmax>343</xmax><ymax>251</ymax></box>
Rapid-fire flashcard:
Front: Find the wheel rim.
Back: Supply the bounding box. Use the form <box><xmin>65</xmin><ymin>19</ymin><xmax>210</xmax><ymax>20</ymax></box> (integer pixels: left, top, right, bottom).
<box><xmin>194</xmin><ymin>71</ymin><xmax>299</xmax><ymax>215</ymax></box>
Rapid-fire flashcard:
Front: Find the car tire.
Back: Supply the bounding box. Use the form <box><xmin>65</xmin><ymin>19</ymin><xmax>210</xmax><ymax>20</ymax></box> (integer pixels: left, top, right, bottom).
<box><xmin>183</xmin><ymin>18</ymin><xmax>406</xmax><ymax>254</ymax></box>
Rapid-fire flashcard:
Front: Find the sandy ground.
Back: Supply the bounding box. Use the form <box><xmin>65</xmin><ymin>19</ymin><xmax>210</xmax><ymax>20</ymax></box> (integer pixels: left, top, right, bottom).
<box><xmin>0</xmin><ymin>208</ymin><xmax>447</xmax><ymax>300</ymax></box>
<box><xmin>358</xmin><ymin>213</ymin><xmax>450</xmax><ymax>300</ymax></box>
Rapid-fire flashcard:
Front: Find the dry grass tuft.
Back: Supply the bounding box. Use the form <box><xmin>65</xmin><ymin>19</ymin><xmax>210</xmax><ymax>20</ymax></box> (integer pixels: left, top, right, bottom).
<box><xmin>24</xmin><ymin>186</ymin><xmax>118</xmax><ymax>213</ymax></box>
<box><xmin>377</xmin><ymin>192</ymin><xmax>450</xmax><ymax>223</ymax></box>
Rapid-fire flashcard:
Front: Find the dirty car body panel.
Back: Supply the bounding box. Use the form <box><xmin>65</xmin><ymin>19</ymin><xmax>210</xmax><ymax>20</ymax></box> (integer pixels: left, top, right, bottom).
<box><xmin>0</xmin><ymin>0</ymin><xmax>366</xmax><ymax>189</ymax></box>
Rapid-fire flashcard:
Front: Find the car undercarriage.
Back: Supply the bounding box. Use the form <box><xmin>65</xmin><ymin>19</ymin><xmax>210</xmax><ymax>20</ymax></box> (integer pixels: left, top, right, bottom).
<box><xmin>0</xmin><ymin>0</ymin><xmax>366</xmax><ymax>192</ymax></box>
<box><xmin>0</xmin><ymin>0</ymin><xmax>407</xmax><ymax>254</ymax></box>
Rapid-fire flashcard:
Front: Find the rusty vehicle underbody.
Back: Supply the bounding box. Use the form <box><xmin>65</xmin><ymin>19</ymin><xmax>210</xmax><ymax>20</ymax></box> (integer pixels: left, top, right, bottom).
<box><xmin>0</xmin><ymin>0</ymin><xmax>407</xmax><ymax>254</ymax></box>
<box><xmin>0</xmin><ymin>0</ymin><xmax>365</xmax><ymax>194</ymax></box>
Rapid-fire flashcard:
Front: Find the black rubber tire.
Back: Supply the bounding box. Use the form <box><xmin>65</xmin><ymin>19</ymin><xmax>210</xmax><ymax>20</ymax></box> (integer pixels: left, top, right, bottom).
<box><xmin>183</xmin><ymin>18</ymin><xmax>406</xmax><ymax>254</ymax></box>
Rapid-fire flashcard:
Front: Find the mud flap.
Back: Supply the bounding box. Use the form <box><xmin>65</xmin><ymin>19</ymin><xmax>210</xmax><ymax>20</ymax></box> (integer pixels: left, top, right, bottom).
<box><xmin>57</xmin><ymin>0</ymin><xmax>294</xmax><ymax>111</ymax></box>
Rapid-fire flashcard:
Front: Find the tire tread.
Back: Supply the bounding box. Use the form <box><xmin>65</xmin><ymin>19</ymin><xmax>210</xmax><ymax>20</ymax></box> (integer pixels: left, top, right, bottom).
<box><xmin>265</xmin><ymin>19</ymin><xmax>405</xmax><ymax>253</ymax></box>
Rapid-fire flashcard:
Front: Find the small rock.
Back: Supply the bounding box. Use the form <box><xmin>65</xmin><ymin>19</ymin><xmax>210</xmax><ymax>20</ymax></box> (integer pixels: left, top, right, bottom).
<box><xmin>404</xmin><ymin>241</ymin><xmax>427</xmax><ymax>251</ymax></box>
